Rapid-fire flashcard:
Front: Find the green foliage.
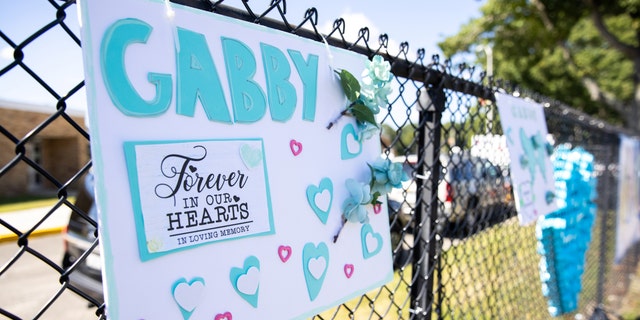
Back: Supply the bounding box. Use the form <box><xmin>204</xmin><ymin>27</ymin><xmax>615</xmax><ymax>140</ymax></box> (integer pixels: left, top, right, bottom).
<box><xmin>335</xmin><ymin>69</ymin><xmax>378</xmax><ymax>127</ymax></box>
<box><xmin>383</xmin><ymin>101</ymin><xmax>503</xmax><ymax>156</ymax></box>
<box><xmin>439</xmin><ymin>0</ymin><xmax>640</xmax><ymax>128</ymax></box>
<box><xmin>380</xmin><ymin>123</ymin><xmax>418</xmax><ymax>156</ymax></box>
<box><xmin>399</xmin><ymin>126</ymin><xmax>418</xmax><ymax>156</ymax></box>
<box><xmin>569</xmin><ymin>16</ymin><xmax>635</xmax><ymax>102</ymax></box>
<box><xmin>350</xmin><ymin>103</ymin><xmax>377</xmax><ymax>127</ymax></box>
<box><xmin>441</xmin><ymin>101</ymin><xmax>504</xmax><ymax>151</ymax></box>
<box><xmin>336</xmin><ymin>69</ymin><xmax>360</xmax><ymax>102</ymax></box>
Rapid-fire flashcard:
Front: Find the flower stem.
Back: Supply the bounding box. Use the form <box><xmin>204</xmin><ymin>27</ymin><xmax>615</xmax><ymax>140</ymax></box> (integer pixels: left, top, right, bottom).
<box><xmin>326</xmin><ymin>109</ymin><xmax>350</xmax><ymax>129</ymax></box>
<box><xmin>333</xmin><ymin>217</ymin><xmax>347</xmax><ymax>243</ymax></box>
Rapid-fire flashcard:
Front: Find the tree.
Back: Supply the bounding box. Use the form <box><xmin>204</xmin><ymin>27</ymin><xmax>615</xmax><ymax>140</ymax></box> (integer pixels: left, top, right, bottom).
<box><xmin>441</xmin><ymin>103</ymin><xmax>504</xmax><ymax>151</ymax></box>
<box><xmin>439</xmin><ymin>0</ymin><xmax>640</xmax><ymax>133</ymax></box>
<box><xmin>381</xmin><ymin>123</ymin><xmax>419</xmax><ymax>156</ymax></box>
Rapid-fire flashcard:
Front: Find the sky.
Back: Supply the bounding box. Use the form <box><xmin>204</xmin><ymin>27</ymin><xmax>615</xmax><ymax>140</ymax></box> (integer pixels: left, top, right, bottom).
<box><xmin>0</xmin><ymin>1</ymin><xmax>485</xmax><ymax>112</ymax></box>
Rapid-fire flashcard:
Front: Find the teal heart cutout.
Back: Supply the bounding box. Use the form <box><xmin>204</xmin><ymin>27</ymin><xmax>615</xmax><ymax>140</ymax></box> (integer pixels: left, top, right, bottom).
<box><xmin>340</xmin><ymin>123</ymin><xmax>362</xmax><ymax>160</ymax></box>
<box><xmin>302</xmin><ymin>242</ymin><xmax>329</xmax><ymax>301</ymax></box>
<box><xmin>240</xmin><ymin>144</ymin><xmax>263</xmax><ymax>169</ymax></box>
<box><xmin>229</xmin><ymin>256</ymin><xmax>260</xmax><ymax>308</ymax></box>
<box><xmin>171</xmin><ymin>277</ymin><xmax>205</xmax><ymax>320</ymax></box>
<box><xmin>360</xmin><ymin>223</ymin><xmax>383</xmax><ymax>259</ymax></box>
<box><xmin>306</xmin><ymin>177</ymin><xmax>333</xmax><ymax>224</ymax></box>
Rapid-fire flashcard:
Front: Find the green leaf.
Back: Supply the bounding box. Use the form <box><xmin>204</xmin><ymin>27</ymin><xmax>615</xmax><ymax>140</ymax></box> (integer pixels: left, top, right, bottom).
<box><xmin>370</xmin><ymin>191</ymin><xmax>382</xmax><ymax>206</ymax></box>
<box><xmin>338</xmin><ymin>69</ymin><xmax>360</xmax><ymax>102</ymax></box>
<box><xmin>367</xmin><ymin>163</ymin><xmax>375</xmax><ymax>188</ymax></box>
<box><xmin>350</xmin><ymin>103</ymin><xmax>377</xmax><ymax>126</ymax></box>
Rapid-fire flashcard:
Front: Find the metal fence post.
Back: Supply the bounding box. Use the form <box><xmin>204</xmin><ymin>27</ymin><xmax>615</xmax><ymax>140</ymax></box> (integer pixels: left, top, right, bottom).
<box><xmin>411</xmin><ymin>86</ymin><xmax>445</xmax><ymax>319</ymax></box>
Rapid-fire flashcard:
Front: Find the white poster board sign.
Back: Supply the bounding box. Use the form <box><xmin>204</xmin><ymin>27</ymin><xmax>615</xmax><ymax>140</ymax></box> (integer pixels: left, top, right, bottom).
<box><xmin>78</xmin><ymin>0</ymin><xmax>393</xmax><ymax>318</ymax></box>
<box><xmin>615</xmin><ymin>135</ymin><xmax>640</xmax><ymax>263</ymax></box>
<box><xmin>495</xmin><ymin>93</ymin><xmax>556</xmax><ymax>225</ymax></box>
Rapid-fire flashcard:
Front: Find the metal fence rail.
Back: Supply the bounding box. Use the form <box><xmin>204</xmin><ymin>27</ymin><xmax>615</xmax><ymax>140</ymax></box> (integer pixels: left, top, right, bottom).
<box><xmin>1</xmin><ymin>1</ymin><xmax>638</xmax><ymax>319</ymax></box>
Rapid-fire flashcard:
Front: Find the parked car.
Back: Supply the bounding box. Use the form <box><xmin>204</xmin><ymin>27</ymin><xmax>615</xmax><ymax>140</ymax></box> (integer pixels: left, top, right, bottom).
<box><xmin>440</xmin><ymin>152</ymin><xmax>511</xmax><ymax>233</ymax></box>
<box><xmin>388</xmin><ymin>152</ymin><xmax>512</xmax><ymax>237</ymax></box>
<box><xmin>61</xmin><ymin>173</ymin><xmax>104</xmax><ymax>303</ymax></box>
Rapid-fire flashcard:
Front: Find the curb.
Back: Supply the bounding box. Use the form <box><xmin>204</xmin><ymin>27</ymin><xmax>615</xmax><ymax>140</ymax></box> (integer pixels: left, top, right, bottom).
<box><xmin>0</xmin><ymin>227</ymin><xmax>64</xmax><ymax>243</ymax></box>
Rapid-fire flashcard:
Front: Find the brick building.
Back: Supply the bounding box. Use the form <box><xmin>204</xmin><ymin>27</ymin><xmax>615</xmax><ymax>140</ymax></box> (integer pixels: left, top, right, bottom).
<box><xmin>0</xmin><ymin>99</ymin><xmax>89</xmax><ymax>197</ymax></box>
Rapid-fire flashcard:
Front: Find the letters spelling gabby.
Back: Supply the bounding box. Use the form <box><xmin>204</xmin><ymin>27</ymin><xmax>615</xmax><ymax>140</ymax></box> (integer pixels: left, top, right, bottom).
<box><xmin>100</xmin><ymin>18</ymin><xmax>320</xmax><ymax>123</ymax></box>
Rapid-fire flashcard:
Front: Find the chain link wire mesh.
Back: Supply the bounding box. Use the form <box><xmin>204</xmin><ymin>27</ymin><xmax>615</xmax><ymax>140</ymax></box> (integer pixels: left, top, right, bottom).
<box><xmin>1</xmin><ymin>1</ymin><xmax>638</xmax><ymax>319</ymax></box>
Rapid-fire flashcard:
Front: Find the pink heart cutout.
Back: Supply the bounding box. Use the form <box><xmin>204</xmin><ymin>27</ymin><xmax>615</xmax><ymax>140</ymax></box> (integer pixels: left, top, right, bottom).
<box><xmin>278</xmin><ymin>245</ymin><xmax>292</xmax><ymax>263</ymax></box>
<box><xmin>290</xmin><ymin>139</ymin><xmax>303</xmax><ymax>156</ymax></box>
<box><xmin>373</xmin><ymin>203</ymin><xmax>382</xmax><ymax>214</ymax></box>
<box><xmin>344</xmin><ymin>264</ymin><xmax>354</xmax><ymax>279</ymax></box>
<box><xmin>214</xmin><ymin>312</ymin><xmax>232</xmax><ymax>320</ymax></box>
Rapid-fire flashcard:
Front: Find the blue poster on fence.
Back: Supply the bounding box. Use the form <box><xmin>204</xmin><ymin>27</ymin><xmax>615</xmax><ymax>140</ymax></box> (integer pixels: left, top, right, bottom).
<box><xmin>537</xmin><ymin>145</ymin><xmax>597</xmax><ymax>316</ymax></box>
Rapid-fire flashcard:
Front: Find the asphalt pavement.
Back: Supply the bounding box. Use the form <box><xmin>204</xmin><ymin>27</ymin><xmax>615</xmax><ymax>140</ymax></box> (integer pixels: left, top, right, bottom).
<box><xmin>1</xmin><ymin>205</ymin><xmax>638</xmax><ymax>317</ymax></box>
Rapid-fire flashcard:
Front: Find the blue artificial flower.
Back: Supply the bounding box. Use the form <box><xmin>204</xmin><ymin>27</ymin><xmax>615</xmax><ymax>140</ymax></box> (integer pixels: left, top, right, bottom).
<box><xmin>359</xmin><ymin>55</ymin><xmax>392</xmax><ymax>116</ymax></box>
<box><xmin>373</xmin><ymin>82</ymin><xmax>392</xmax><ymax>107</ymax></box>
<box><xmin>329</xmin><ymin>55</ymin><xmax>392</xmax><ymax>131</ymax></box>
<box><xmin>364</xmin><ymin>55</ymin><xmax>393</xmax><ymax>86</ymax></box>
<box><xmin>359</xmin><ymin>84</ymin><xmax>381</xmax><ymax>114</ymax></box>
<box><xmin>387</xmin><ymin>162</ymin><xmax>406</xmax><ymax>187</ymax></box>
<box><xmin>357</xmin><ymin>121</ymin><xmax>380</xmax><ymax>141</ymax></box>
<box><xmin>370</xmin><ymin>158</ymin><xmax>409</xmax><ymax>194</ymax></box>
<box><xmin>342</xmin><ymin>179</ymin><xmax>372</xmax><ymax>223</ymax></box>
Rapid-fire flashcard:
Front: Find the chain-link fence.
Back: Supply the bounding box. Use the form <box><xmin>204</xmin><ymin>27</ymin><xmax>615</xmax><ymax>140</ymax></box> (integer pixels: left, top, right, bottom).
<box><xmin>1</xmin><ymin>1</ymin><xmax>638</xmax><ymax>319</ymax></box>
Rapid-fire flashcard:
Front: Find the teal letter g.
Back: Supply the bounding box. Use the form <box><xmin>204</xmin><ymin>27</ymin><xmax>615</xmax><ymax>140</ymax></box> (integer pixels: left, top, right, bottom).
<box><xmin>100</xmin><ymin>18</ymin><xmax>172</xmax><ymax>116</ymax></box>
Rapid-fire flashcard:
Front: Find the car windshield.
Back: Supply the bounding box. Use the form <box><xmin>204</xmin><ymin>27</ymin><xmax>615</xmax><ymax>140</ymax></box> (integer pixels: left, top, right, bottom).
<box><xmin>484</xmin><ymin>164</ymin><xmax>500</xmax><ymax>178</ymax></box>
<box><xmin>451</xmin><ymin>162</ymin><xmax>476</xmax><ymax>181</ymax></box>
<box><xmin>448</xmin><ymin>158</ymin><xmax>502</xmax><ymax>181</ymax></box>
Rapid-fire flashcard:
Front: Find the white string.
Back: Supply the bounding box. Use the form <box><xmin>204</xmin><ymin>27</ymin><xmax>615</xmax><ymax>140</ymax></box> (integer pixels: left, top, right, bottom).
<box><xmin>164</xmin><ymin>0</ymin><xmax>180</xmax><ymax>52</ymax></box>
<box><xmin>318</xmin><ymin>32</ymin><xmax>336</xmax><ymax>76</ymax></box>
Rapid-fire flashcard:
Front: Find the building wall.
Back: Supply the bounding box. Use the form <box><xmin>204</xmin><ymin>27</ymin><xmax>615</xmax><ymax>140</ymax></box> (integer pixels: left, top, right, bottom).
<box><xmin>0</xmin><ymin>105</ymin><xmax>88</xmax><ymax>197</ymax></box>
